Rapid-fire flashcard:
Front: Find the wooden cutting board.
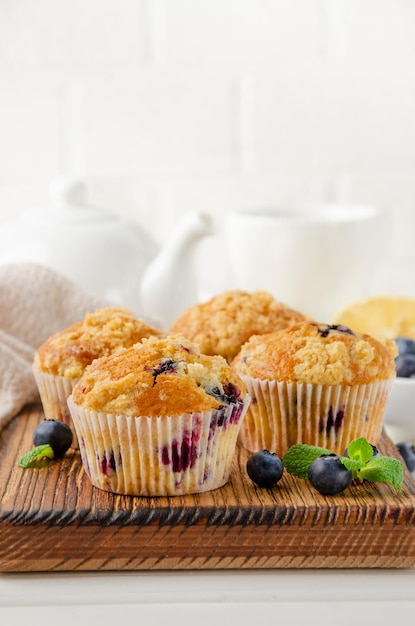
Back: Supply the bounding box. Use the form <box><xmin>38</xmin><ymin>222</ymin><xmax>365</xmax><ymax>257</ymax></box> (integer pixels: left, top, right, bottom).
<box><xmin>1</xmin><ymin>403</ymin><xmax>415</xmax><ymax>572</ymax></box>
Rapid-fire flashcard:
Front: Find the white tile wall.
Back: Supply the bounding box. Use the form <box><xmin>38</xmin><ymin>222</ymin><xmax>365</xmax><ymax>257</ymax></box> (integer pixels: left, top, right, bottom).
<box><xmin>82</xmin><ymin>82</ymin><xmax>234</xmax><ymax>176</ymax></box>
<box><xmin>0</xmin><ymin>0</ymin><xmax>415</xmax><ymax>300</ymax></box>
<box><xmin>344</xmin><ymin>0</ymin><xmax>415</xmax><ymax>57</ymax></box>
<box><xmin>0</xmin><ymin>85</ymin><xmax>60</xmax><ymax>178</ymax></box>
<box><xmin>160</xmin><ymin>0</ymin><xmax>326</xmax><ymax>63</ymax></box>
<box><xmin>0</xmin><ymin>0</ymin><xmax>144</xmax><ymax>66</ymax></box>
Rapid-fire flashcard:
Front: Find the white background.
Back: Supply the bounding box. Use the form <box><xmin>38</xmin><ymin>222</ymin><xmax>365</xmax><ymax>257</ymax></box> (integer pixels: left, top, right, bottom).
<box><xmin>0</xmin><ymin>1</ymin><xmax>415</xmax><ymax>298</ymax></box>
<box><xmin>1</xmin><ymin>3</ymin><xmax>415</xmax><ymax>619</ymax></box>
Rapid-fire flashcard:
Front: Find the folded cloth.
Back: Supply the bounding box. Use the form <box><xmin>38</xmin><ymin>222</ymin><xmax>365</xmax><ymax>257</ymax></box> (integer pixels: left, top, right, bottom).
<box><xmin>0</xmin><ymin>262</ymin><xmax>111</xmax><ymax>430</ymax></box>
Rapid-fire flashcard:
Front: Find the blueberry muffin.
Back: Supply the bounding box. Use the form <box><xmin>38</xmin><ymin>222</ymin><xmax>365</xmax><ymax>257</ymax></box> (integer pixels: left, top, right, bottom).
<box><xmin>33</xmin><ymin>307</ymin><xmax>164</xmax><ymax>445</ymax></box>
<box><xmin>232</xmin><ymin>321</ymin><xmax>397</xmax><ymax>455</ymax></box>
<box><xmin>170</xmin><ymin>290</ymin><xmax>306</xmax><ymax>362</ymax></box>
<box><xmin>68</xmin><ymin>334</ymin><xmax>249</xmax><ymax>496</ymax></box>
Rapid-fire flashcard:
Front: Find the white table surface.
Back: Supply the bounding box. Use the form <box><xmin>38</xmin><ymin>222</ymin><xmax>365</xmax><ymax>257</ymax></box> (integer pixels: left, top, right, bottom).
<box><xmin>0</xmin><ymin>568</ymin><xmax>415</xmax><ymax>625</ymax></box>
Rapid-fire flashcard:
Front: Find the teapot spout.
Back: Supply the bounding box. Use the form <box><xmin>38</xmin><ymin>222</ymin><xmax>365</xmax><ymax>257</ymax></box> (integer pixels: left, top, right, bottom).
<box><xmin>139</xmin><ymin>211</ymin><xmax>213</xmax><ymax>329</ymax></box>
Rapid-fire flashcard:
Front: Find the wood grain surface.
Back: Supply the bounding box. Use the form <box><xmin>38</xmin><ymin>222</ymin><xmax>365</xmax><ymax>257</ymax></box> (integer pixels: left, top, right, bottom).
<box><xmin>1</xmin><ymin>404</ymin><xmax>415</xmax><ymax>572</ymax></box>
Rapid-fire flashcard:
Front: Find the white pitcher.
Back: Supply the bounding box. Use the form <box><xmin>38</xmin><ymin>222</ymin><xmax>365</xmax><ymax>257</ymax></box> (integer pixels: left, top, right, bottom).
<box><xmin>223</xmin><ymin>203</ymin><xmax>388</xmax><ymax>322</ymax></box>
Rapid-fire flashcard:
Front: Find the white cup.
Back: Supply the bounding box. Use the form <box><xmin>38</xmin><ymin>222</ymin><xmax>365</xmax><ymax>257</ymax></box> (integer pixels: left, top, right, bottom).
<box><xmin>224</xmin><ymin>203</ymin><xmax>387</xmax><ymax>322</ymax></box>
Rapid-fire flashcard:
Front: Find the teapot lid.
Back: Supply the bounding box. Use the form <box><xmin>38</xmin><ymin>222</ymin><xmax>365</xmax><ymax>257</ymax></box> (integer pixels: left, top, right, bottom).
<box><xmin>49</xmin><ymin>177</ymin><xmax>88</xmax><ymax>208</ymax></box>
<box><xmin>22</xmin><ymin>176</ymin><xmax>116</xmax><ymax>225</ymax></box>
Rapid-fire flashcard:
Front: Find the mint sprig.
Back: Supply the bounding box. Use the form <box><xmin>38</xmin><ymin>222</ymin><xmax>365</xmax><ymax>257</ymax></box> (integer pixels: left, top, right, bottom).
<box><xmin>354</xmin><ymin>457</ymin><xmax>404</xmax><ymax>492</ymax></box>
<box><xmin>283</xmin><ymin>437</ymin><xmax>404</xmax><ymax>492</ymax></box>
<box><xmin>18</xmin><ymin>444</ymin><xmax>55</xmax><ymax>469</ymax></box>
<box><xmin>282</xmin><ymin>444</ymin><xmax>331</xmax><ymax>479</ymax></box>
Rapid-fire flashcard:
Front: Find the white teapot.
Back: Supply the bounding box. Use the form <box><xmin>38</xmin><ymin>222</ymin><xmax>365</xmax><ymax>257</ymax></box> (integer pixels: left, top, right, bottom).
<box><xmin>0</xmin><ymin>178</ymin><xmax>212</xmax><ymax>328</ymax></box>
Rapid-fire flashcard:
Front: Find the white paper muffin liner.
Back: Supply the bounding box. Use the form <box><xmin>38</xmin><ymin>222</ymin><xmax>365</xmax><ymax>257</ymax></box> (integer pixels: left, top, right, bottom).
<box><xmin>32</xmin><ymin>367</ymin><xmax>80</xmax><ymax>448</ymax></box>
<box><xmin>238</xmin><ymin>375</ymin><xmax>394</xmax><ymax>456</ymax></box>
<box><xmin>67</xmin><ymin>394</ymin><xmax>250</xmax><ymax>496</ymax></box>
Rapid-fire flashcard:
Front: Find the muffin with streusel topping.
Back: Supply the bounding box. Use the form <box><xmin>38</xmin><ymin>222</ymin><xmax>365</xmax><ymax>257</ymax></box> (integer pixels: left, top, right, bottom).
<box><xmin>68</xmin><ymin>334</ymin><xmax>250</xmax><ymax>496</ymax></box>
<box><xmin>170</xmin><ymin>289</ymin><xmax>306</xmax><ymax>362</ymax></box>
<box><xmin>33</xmin><ymin>307</ymin><xmax>164</xmax><ymax>446</ymax></box>
<box><xmin>232</xmin><ymin>321</ymin><xmax>397</xmax><ymax>455</ymax></box>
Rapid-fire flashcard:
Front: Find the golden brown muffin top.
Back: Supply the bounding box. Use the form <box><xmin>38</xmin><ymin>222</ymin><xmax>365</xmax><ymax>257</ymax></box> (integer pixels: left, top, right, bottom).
<box><xmin>71</xmin><ymin>334</ymin><xmax>246</xmax><ymax>416</ymax></box>
<box><xmin>34</xmin><ymin>307</ymin><xmax>164</xmax><ymax>378</ymax></box>
<box><xmin>170</xmin><ymin>290</ymin><xmax>306</xmax><ymax>362</ymax></box>
<box><xmin>232</xmin><ymin>321</ymin><xmax>397</xmax><ymax>385</ymax></box>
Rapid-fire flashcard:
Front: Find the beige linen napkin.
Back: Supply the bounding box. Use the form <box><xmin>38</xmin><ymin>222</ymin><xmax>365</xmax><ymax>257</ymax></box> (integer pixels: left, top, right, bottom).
<box><xmin>0</xmin><ymin>262</ymin><xmax>110</xmax><ymax>430</ymax></box>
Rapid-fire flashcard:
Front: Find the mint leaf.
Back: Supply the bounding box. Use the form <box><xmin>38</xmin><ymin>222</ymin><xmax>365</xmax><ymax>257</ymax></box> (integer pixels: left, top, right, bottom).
<box><xmin>18</xmin><ymin>444</ymin><xmax>55</xmax><ymax>469</ymax></box>
<box><xmin>346</xmin><ymin>437</ymin><xmax>374</xmax><ymax>463</ymax></box>
<box><xmin>283</xmin><ymin>444</ymin><xmax>331</xmax><ymax>479</ymax></box>
<box><xmin>339</xmin><ymin>456</ymin><xmax>366</xmax><ymax>471</ymax></box>
<box><xmin>356</xmin><ymin>456</ymin><xmax>404</xmax><ymax>492</ymax></box>
<box><xmin>282</xmin><ymin>437</ymin><xmax>405</xmax><ymax>493</ymax></box>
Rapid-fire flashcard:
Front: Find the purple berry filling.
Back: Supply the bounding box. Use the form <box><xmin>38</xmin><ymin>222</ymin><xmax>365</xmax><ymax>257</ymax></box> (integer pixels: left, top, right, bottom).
<box><xmin>316</xmin><ymin>324</ymin><xmax>354</xmax><ymax>338</ymax></box>
<box><xmin>319</xmin><ymin>406</ymin><xmax>345</xmax><ymax>435</ymax></box>
<box><xmin>230</xmin><ymin>401</ymin><xmax>244</xmax><ymax>424</ymax></box>
<box><xmin>215</xmin><ymin>406</ymin><xmax>228</xmax><ymax>428</ymax></box>
<box><xmin>207</xmin><ymin>382</ymin><xmax>241</xmax><ymax>405</ymax></box>
<box><xmin>146</xmin><ymin>358</ymin><xmax>182</xmax><ymax>386</ymax></box>
<box><xmin>161</xmin><ymin>435</ymin><xmax>199</xmax><ymax>472</ymax></box>
<box><xmin>98</xmin><ymin>450</ymin><xmax>117</xmax><ymax>476</ymax></box>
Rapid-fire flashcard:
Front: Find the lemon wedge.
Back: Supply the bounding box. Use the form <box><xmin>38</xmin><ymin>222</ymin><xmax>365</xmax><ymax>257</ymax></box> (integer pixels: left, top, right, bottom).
<box><xmin>332</xmin><ymin>296</ymin><xmax>415</xmax><ymax>340</ymax></box>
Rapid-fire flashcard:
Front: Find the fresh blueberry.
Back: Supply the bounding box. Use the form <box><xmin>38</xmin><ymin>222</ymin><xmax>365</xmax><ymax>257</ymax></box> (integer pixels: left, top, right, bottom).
<box><xmin>308</xmin><ymin>453</ymin><xmax>353</xmax><ymax>495</ymax></box>
<box><xmin>33</xmin><ymin>419</ymin><xmax>73</xmax><ymax>457</ymax></box>
<box><xmin>247</xmin><ymin>450</ymin><xmax>284</xmax><ymax>488</ymax></box>
<box><xmin>396</xmin><ymin>442</ymin><xmax>415</xmax><ymax>472</ymax></box>
<box><xmin>395</xmin><ymin>337</ymin><xmax>415</xmax><ymax>357</ymax></box>
<box><xmin>395</xmin><ymin>353</ymin><xmax>415</xmax><ymax>378</ymax></box>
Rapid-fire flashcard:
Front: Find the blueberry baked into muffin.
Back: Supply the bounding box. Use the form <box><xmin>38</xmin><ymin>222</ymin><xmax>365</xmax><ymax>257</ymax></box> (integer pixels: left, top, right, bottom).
<box><xmin>232</xmin><ymin>321</ymin><xmax>397</xmax><ymax>456</ymax></box>
<box><xmin>68</xmin><ymin>334</ymin><xmax>249</xmax><ymax>496</ymax></box>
